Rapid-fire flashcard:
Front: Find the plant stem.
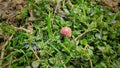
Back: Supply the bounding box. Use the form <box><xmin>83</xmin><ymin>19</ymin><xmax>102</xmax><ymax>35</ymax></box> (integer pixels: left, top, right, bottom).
<box><xmin>0</xmin><ymin>35</ymin><xmax>13</xmax><ymax>67</ymax></box>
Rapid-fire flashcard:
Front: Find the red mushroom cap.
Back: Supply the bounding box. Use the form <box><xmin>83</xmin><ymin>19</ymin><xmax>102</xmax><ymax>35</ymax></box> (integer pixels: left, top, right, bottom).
<box><xmin>60</xmin><ymin>26</ymin><xmax>72</xmax><ymax>37</ymax></box>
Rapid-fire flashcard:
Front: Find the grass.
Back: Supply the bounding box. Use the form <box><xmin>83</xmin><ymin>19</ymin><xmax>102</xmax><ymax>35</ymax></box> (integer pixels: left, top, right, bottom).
<box><xmin>0</xmin><ymin>0</ymin><xmax>120</xmax><ymax>68</ymax></box>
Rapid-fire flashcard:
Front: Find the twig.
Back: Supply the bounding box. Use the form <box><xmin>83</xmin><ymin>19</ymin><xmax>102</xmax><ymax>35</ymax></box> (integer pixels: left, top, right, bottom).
<box><xmin>67</xmin><ymin>0</ymin><xmax>73</xmax><ymax>7</ymax></box>
<box><xmin>0</xmin><ymin>35</ymin><xmax>13</xmax><ymax>67</ymax></box>
<box><xmin>11</xmin><ymin>25</ymin><xmax>32</xmax><ymax>34</ymax></box>
<box><xmin>54</xmin><ymin>1</ymin><xmax>61</xmax><ymax>14</ymax></box>
<box><xmin>30</xmin><ymin>47</ymin><xmax>40</xmax><ymax>60</ymax></box>
<box><xmin>89</xmin><ymin>58</ymin><xmax>93</xmax><ymax>68</ymax></box>
<box><xmin>75</xmin><ymin>29</ymin><xmax>91</xmax><ymax>41</ymax></box>
<box><xmin>62</xmin><ymin>0</ymin><xmax>65</xmax><ymax>8</ymax></box>
<box><xmin>8</xmin><ymin>56</ymin><xmax>12</xmax><ymax>68</ymax></box>
<box><xmin>28</xmin><ymin>10</ymin><xmax>35</xmax><ymax>21</ymax></box>
<box><xmin>61</xmin><ymin>60</ymin><xmax>66</xmax><ymax>68</ymax></box>
<box><xmin>84</xmin><ymin>44</ymin><xmax>89</xmax><ymax>49</ymax></box>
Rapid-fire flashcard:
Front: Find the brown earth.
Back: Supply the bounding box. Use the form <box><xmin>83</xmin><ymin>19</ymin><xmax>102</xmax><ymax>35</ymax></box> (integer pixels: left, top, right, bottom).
<box><xmin>0</xmin><ymin>0</ymin><xmax>27</xmax><ymax>47</ymax></box>
<box><xmin>0</xmin><ymin>0</ymin><xmax>119</xmax><ymax>20</ymax></box>
<box><xmin>101</xmin><ymin>0</ymin><xmax>120</xmax><ymax>11</ymax></box>
<box><xmin>0</xmin><ymin>0</ymin><xmax>27</xmax><ymax>19</ymax></box>
<box><xmin>93</xmin><ymin>0</ymin><xmax>120</xmax><ymax>11</ymax></box>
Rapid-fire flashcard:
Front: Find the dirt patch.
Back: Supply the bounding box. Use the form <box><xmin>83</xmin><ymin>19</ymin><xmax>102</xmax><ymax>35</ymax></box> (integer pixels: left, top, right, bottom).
<box><xmin>0</xmin><ymin>0</ymin><xmax>27</xmax><ymax>46</ymax></box>
<box><xmin>0</xmin><ymin>0</ymin><xmax>27</xmax><ymax>19</ymax></box>
<box><xmin>92</xmin><ymin>0</ymin><xmax>120</xmax><ymax>11</ymax></box>
<box><xmin>101</xmin><ymin>0</ymin><xmax>120</xmax><ymax>11</ymax></box>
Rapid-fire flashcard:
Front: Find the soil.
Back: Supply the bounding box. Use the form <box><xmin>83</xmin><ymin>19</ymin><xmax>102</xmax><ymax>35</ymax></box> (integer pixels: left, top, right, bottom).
<box><xmin>101</xmin><ymin>0</ymin><xmax>120</xmax><ymax>11</ymax></box>
<box><xmin>0</xmin><ymin>0</ymin><xmax>27</xmax><ymax>19</ymax></box>
<box><xmin>93</xmin><ymin>0</ymin><xmax>120</xmax><ymax>11</ymax></box>
<box><xmin>0</xmin><ymin>0</ymin><xmax>27</xmax><ymax>47</ymax></box>
<box><xmin>0</xmin><ymin>0</ymin><xmax>119</xmax><ymax>20</ymax></box>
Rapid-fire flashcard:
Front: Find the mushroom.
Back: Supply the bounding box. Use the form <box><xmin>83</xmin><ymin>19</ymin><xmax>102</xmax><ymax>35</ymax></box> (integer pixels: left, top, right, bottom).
<box><xmin>60</xmin><ymin>26</ymin><xmax>72</xmax><ymax>37</ymax></box>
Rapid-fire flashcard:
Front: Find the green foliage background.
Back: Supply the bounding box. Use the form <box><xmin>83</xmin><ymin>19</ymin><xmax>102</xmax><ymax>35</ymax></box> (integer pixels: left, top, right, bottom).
<box><xmin>0</xmin><ymin>0</ymin><xmax>120</xmax><ymax>68</ymax></box>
